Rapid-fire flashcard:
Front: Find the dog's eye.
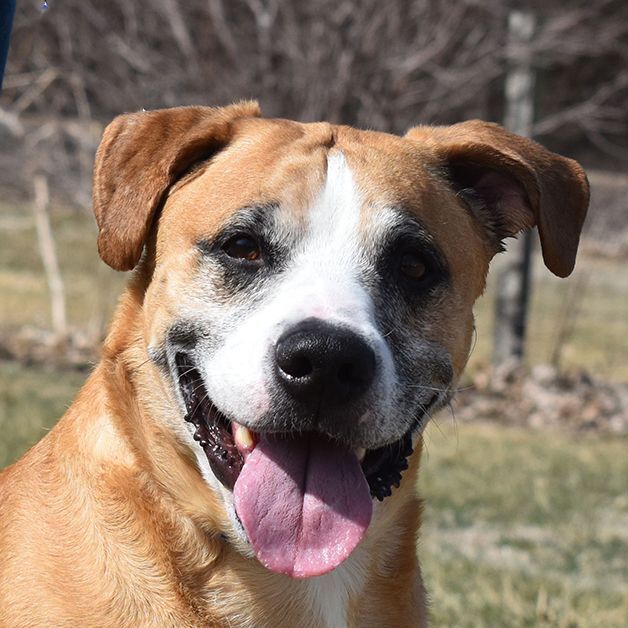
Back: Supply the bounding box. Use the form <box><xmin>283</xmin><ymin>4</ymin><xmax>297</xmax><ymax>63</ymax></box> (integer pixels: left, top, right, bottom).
<box><xmin>222</xmin><ymin>234</ymin><xmax>261</xmax><ymax>262</ymax></box>
<box><xmin>399</xmin><ymin>251</ymin><xmax>428</xmax><ymax>281</ymax></box>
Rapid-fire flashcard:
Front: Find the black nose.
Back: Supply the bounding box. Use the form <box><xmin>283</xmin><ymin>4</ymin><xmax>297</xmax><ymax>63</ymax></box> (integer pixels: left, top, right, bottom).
<box><xmin>274</xmin><ymin>319</ymin><xmax>376</xmax><ymax>409</ymax></box>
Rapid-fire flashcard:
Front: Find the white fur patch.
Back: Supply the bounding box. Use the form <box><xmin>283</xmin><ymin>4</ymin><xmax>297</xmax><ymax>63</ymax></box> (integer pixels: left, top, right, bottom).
<box><xmin>302</xmin><ymin>542</ymin><xmax>369</xmax><ymax>628</ymax></box>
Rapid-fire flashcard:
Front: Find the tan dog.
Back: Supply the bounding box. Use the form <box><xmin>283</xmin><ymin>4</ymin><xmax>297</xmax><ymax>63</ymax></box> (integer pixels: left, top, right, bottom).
<box><xmin>0</xmin><ymin>102</ymin><xmax>588</xmax><ymax>627</ymax></box>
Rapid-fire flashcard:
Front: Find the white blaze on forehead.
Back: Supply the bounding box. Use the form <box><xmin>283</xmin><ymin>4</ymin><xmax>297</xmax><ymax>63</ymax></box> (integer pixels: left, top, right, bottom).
<box><xmin>288</xmin><ymin>151</ymin><xmax>367</xmax><ymax>322</ymax></box>
<box><xmin>309</xmin><ymin>152</ymin><xmax>362</xmax><ymax>256</ymax></box>
<box><xmin>300</xmin><ymin>151</ymin><xmax>406</xmax><ymax>300</ymax></box>
<box><xmin>203</xmin><ymin>150</ymin><xmax>395</xmax><ymax>424</ymax></box>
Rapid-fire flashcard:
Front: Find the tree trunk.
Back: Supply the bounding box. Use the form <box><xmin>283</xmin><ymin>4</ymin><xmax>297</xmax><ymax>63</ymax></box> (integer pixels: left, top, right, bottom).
<box><xmin>492</xmin><ymin>10</ymin><xmax>536</xmax><ymax>368</ymax></box>
<box><xmin>32</xmin><ymin>174</ymin><xmax>67</xmax><ymax>339</ymax></box>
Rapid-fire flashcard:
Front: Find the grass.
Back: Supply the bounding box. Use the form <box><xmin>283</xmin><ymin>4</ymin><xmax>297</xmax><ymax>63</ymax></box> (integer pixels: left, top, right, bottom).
<box><xmin>0</xmin><ymin>204</ymin><xmax>125</xmax><ymax>333</ymax></box>
<box><xmin>1</xmin><ymin>362</ymin><xmax>626</xmax><ymax>626</ymax></box>
<box><xmin>419</xmin><ymin>421</ymin><xmax>628</xmax><ymax>627</ymax></box>
<box><xmin>470</xmin><ymin>253</ymin><xmax>628</xmax><ymax>381</ymax></box>
<box><xmin>0</xmin><ymin>361</ymin><xmax>84</xmax><ymax>468</ymax></box>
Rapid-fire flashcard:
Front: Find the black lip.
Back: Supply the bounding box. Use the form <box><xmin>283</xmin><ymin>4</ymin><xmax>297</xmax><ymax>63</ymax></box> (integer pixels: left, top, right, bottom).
<box><xmin>360</xmin><ymin>394</ymin><xmax>438</xmax><ymax>501</ymax></box>
<box><xmin>176</xmin><ymin>354</ymin><xmax>242</xmax><ymax>489</ymax></box>
<box><xmin>175</xmin><ymin>353</ymin><xmax>436</xmax><ymax>500</ymax></box>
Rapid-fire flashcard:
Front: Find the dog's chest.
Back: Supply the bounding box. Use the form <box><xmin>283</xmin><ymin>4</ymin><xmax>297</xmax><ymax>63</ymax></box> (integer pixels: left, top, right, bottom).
<box><xmin>301</xmin><ymin>548</ymin><xmax>368</xmax><ymax>628</ymax></box>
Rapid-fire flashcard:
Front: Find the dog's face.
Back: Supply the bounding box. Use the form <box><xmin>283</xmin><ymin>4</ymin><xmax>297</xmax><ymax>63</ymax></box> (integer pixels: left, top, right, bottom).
<box><xmin>93</xmin><ymin>103</ymin><xmax>588</xmax><ymax>579</ymax></box>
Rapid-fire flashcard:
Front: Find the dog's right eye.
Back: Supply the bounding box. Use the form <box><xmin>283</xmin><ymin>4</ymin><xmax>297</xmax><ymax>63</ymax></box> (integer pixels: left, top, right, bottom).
<box><xmin>221</xmin><ymin>233</ymin><xmax>261</xmax><ymax>262</ymax></box>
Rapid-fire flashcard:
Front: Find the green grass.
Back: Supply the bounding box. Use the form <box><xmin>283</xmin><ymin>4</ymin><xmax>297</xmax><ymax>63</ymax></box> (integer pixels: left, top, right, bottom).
<box><xmin>0</xmin><ymin>361</ymin><xmax>85</xmax><ymax>468</ymax></box>
<box><xmin>419</xmin><ymin>421</ymin><xmax>628</xmax><ymax>627</ymax></box>
<box><xmin>1</xmin><ymin>363</ymin><xmax>626</xmax><ymax>625</ymax></box>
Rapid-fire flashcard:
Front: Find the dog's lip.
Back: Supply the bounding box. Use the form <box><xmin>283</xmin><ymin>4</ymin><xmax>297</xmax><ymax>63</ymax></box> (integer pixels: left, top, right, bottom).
<box><xmin>175</xmin><ymin>353</ymin><xmax>243</xmax><ymax>489</ymax></box>
<box><xmin>174</xmin><ymin>352</ymin><xmax>437</xmax><ymax>500</ymax></box>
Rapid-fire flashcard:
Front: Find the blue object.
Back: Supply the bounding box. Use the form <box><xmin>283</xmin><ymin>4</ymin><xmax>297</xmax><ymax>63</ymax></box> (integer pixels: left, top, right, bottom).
<box><xmin>0</xmin><ymin>0</ymin><xmax>17</xmax><ymax>90</ymax></box>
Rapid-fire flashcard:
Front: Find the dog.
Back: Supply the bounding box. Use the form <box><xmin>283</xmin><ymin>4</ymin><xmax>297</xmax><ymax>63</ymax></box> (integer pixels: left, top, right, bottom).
<box><xmin>0</xmin><ymin>101</ymin><xmax>589</xmax><ymax>627</ymax></box>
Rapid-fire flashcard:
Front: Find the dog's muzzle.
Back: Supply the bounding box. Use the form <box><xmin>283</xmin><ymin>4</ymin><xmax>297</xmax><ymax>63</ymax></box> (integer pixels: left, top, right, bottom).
<box><xmin>173</xmin><ymin>320</ymin><xmax>439</xmax><ymax>579</ymax></box>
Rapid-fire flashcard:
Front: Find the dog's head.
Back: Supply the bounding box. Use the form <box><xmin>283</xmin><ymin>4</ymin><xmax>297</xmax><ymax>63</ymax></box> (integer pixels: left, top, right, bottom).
<box><xmin>93</xmin><ymin>103</ymin><xmax>588</xmax><ymax>578</ymax></box>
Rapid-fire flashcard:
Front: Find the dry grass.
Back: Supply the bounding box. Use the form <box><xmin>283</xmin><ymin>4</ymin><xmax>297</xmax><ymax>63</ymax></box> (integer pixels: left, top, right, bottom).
<box><xmin>0</xmin><ymin>204</ymin><xmax>125</xmax><ymax>335</ymax></box>
<box><xmin>469</xmin><ymin>252</ymin><xmax>628</xmax><ymax>382</ymax></box>
<box><xmin>419</xmin><ymin>421</ymin><xmax>628</xmax><ymax>627</ymax></box>
<box><xmin>0</xmin><ymin>361</ymin><xmax>84</xmax><ymax>468</ymax></box>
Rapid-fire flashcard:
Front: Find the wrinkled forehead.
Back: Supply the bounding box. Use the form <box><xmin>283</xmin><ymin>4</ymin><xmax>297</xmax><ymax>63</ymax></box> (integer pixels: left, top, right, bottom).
<box><xmin>160</xmin><ymin>119</ymin><xmax>487</xmax><ymax>279</ymax></box>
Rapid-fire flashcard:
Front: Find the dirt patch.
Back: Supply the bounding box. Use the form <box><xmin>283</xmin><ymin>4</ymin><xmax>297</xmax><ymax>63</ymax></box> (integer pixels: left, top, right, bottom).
<box><xmin>0</xmin><ymin>327</ymin><xmax>98</xmax><ymax>371</ymax></box>
<box><xmin>454</xmin><ymin>363</ymin><xmax>628</xmax><ymax>435</ymax></box>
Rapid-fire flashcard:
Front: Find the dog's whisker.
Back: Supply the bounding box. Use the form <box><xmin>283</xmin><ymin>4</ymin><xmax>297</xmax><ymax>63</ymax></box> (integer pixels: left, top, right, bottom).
<box><xmin>417</xmin><ymin>430</ymin><xmax>430</xmax><ymax>459</ymax></box>
<box><xmin>452</xmin><ymin>384</ymin><xmax>473</xmax><ymax>393</ymax></box>
<box><xmin>444</xmin><ymin>400</ymin><xmax>460</xmax><ymax>447</ymax></box>
<box><xmin>125</xmin><ymin>356</ymin><xmax>154</xmax><ymax>375</ymax></box>
<box><xmin>467</xmin><ymin>324</ymin><xmax>479</xmax><ymax>362</ymax></box>
<box><xmin>176</xmin><ymin>366</ymin><xmax>201</xmax><ymax>382</ymax></box>
<box><xmin>428</xmin><ymin>413</ymin><xmax>447</xmax><ymax>439</ymax></box>
<box><xmin>406</xmin><ymin>384</ymin><xmax>452</xmax><ymax>394</ymax></box>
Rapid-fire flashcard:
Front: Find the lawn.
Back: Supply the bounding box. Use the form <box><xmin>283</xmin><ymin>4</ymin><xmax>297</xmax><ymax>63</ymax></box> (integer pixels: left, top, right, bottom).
<box><xmin>0</xmin><ymin>204</ymin><xmax>125</xmax><ymax>335</ymax></box>
<box><xmin>1</xmin><ymin>361</ymin><xmax>626</xmax><ymax>626</ymax></box>
<box><xmin>419</xmin><ymin>421</ymin><xmax>628</xmax><ymax>627</ymax></box>
<box><xmin>0</xmin><ymin>360</ymin><xmax>84</xmax><ymax>467</ymax></box>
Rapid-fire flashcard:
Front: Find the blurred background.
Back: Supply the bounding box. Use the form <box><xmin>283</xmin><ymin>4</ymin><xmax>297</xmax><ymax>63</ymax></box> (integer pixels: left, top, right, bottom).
<box><xmin>1</xmin><ymin>0</ymin><xmax>627</xmax><ymax>625</ymax></box>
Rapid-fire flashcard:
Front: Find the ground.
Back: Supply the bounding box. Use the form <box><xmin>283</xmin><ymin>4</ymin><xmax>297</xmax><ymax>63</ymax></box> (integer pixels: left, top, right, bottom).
<box><xmin>419</xmin><ymin>421</ymin><xmax>628</xmax><ymax>627</ymax></box>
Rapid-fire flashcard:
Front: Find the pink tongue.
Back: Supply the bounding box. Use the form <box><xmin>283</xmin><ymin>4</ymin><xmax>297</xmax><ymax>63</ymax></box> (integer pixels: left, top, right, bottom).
<box><xmin>233</xmin><ymin>434</ymin><xmax>372</xmax><ymax>578</ymax></box>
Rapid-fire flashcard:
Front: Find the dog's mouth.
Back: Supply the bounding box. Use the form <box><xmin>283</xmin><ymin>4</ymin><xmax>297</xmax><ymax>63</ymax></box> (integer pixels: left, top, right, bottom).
<box><xmin>175</xmin><ymin>354</ymin><xmax>432</xmax><ymax>499</ymax></box>
<box><xmin>175</xmin><ymin>353</ymin><xmax>436</xmax><ymax>578</ymax></box>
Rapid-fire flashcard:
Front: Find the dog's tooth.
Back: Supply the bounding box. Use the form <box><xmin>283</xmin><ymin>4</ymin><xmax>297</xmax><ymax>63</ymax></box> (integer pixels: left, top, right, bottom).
<box><xmin>233</xmin><ymin>423</ymin><xmax>255</xmax><ymax>453</ymax></box>
<box><xmin>355</xmin><ymin>447</ymin><xmax>366</xmax><ymax>462</ymax></box>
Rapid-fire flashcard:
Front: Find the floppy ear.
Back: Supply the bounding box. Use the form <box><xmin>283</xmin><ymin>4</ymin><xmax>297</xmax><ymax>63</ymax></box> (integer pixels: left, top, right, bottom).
<box><xmin>405</xmin><ymin>120</ymin><xmax>589</xmax><ymax>277</ymax></box>
<box><xmin>93</xmin><ymin>101</ymin><xmax>261</xmax><ymax>271</ymax></box>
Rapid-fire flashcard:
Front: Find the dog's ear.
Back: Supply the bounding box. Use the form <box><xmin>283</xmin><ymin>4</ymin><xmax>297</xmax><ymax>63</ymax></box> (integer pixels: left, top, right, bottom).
<box><xmin>93</xmin><ymin>101</ymin><xmax>261</xmax><ymax>271</ymax></box>
<box><xmin>405</xmin><ymin>120</ymin><xmax>589</xmax><ymax>277</ymax></box>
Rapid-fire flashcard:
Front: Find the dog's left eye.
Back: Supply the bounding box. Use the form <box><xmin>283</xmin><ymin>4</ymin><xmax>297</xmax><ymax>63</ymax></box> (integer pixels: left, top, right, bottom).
<box><xmin>399</xmin><ymin>251</ymin><xmax>428</xmax><ymax>281</ymax></box>
<box><xmin>222</xmin><ymin>234</ymin><xmax>261</xmax><ymax>262</ymax></box>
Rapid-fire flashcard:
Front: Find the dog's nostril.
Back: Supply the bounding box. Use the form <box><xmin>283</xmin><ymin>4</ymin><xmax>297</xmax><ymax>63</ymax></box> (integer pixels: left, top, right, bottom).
<box><xmin>280</xmin><ymin>353</ymin><xmax>313</xmax><ymax>379</ymax></box>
